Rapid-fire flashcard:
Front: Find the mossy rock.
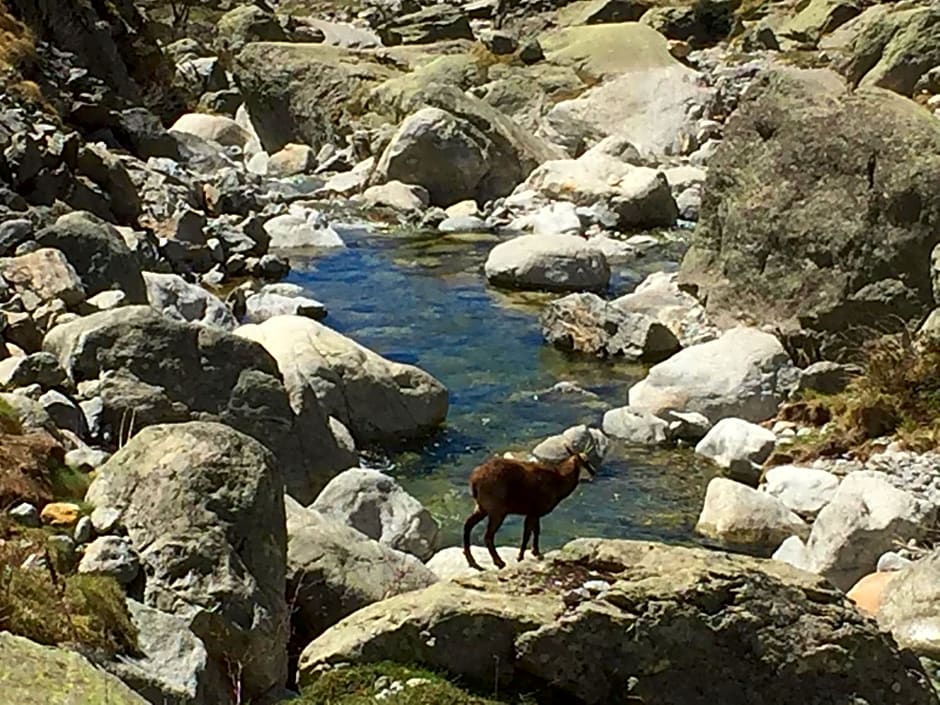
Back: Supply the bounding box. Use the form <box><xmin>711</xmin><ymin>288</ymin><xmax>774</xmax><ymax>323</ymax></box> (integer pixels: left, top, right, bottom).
<box><xmin>0</xmin><ymin>632</ymin><xmax>147</xmax><ymax>705</ymax></box>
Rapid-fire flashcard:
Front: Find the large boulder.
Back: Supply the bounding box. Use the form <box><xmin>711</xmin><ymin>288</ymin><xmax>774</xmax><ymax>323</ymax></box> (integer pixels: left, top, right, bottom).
<box><xmin>628</xmin><ymin>327</ymin><xmax>797</xmax><ymax>424</ymax></box>
<box><xmin>878</xmin><ymin>548</ymin><xmax>940</xmax><ymax>659</ymax></box>
<box><xmin>310</xmin><ymin>468</ymin><xmax>441</xmax><ymax>560</ymax></box>
<box><xmin>521</xmin><ymin>153</ymin><xmax>678</xmax><ymax>230</ymax></box>
<box><xmin>85</xmin><ymin>422</ymin><xmax>289</xmax><ymax>701</ymax></box>
<box><xmin>377</xmin><ymin>5</ymin><xmax>474</xmax><ymax>46</ymax></box>
<box><xmin>829</xmin><ymin>4</ymin><xmax>940</xmax><ymax>96</ymax></box>
<box><xmin>0</xmin><ymin>632</ymin><xmax>149</xmax><ymax>705</ymax></box>
<box><xmin>170</xmin><ymin>114</ymin><xmax>251</xmax><ymax>149</ymax></box>
<box><xmin>0</xmin><ymin>248</ymin><xmax>85</xmax><ymax>307</ymax></box>
<box><xmin>484</xmin><ymin>234</ymin><xmax>611</xmax><ymax>293</ymax></box>
<box><xmin>216</xmin><ymin>4</ymin><xmax>288</xmax><ymax>55</ymax></box>
<box><xmin>234</xmin><ymin>315</ymin><xmax>448</xmax><ymax>444</ymax></box>
<box><xmin>105</xmin><ymin>599</ymin><xmax>228</xmax><ymax>705</ymax></box>
<box><xmin>696</xmin><ymin>477</ymin><xmax>809</xmax><ymax>555</ymax></box>
<box><xmin>372</xmin><ymin>107</ymin><xmax>488</xmax><ymax>207</ymax></box>
<box><xmin>286</xmin><ymin>496</ymin><xmax>437</xmax><ymax>648</ymax></box>
<box><xmin>234</xmin><ymin>43</ymin><xmax>398</xmax><ymax>154</ymax></box>
<box><xmin>539</xmin><ymin>23</ymin><xmax>709</xmax><ymax>156</ymax></box>
<box><xmin>800</xmin><ymin>470</ymin><xmax>936</xmax><ymax>591</ymax></box>
<box><xmin>541</xmin><ymin>292</ymin><xmax>680</xmax><ymax>360</ymax></box>
<box><xmin>298</xmin><ymin>538</ymin><xmax>936</xmax><ymax>704</ymax></box>
<box><xmin>43</xmin><ymin>306</ymin><xmax>353</xmax><ymax>502</ymax></box>
<box><xmin>679</xmin><ymin>67</ymin><xmax>940</xmax><ymax>360</ymax></box>
<box><xmin>761</xmin><ymin>465</ymin><xmax>841</xmax><ymax>519</ymax></box>
<box><xmin>36</xmin><ymin>211</ymin><xmax>147</xmax><ymax>304</ymax></box>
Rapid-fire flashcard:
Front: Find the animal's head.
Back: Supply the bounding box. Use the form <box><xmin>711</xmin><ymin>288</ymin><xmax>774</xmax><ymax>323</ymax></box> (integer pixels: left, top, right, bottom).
<box><xmin>564</xmin><ymin>441</ymin><xmax>598</xmax><ymax>481</ymax></box>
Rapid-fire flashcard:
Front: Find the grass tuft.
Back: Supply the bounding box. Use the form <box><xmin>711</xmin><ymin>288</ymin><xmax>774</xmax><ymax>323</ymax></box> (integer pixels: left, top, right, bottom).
<box><xmin>298</xmin><ymin>662</ymin><xmax>538</xmax><ymax>705</ymax></box>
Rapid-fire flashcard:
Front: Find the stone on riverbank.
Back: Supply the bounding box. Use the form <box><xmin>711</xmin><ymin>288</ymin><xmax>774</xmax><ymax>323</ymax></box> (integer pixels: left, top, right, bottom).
<box><xmin>298</xmin><ymin>538</ymin><xmax>935</xmax><ymax>704</ymax></box>
<box><xmin>235</xmin><ymin>315</ymin><xmax>448</xmax><ymax>444</ymax></box>
<box><xmin>602</xmin><ymin>407</ymin><xmax>669</xmax><ymax>445</ymax></box>
<box><xmin>628</xmin><ymin>327</ymin><xmax>797</xmax><ymax>424</ymax></box>
<box><xmin>761</xmin><ymin>465</ymin><xmax>840</xmax><ymax>518</ymax></box>
<box><xmin>85</xmin><ymin>422</ymin><xmax>288</xmax><ymax>700</ymax></box>
<box><xmin>695</xmin><ymin>417</ymin><xmax>777</xmax><ymax>484</ymax></box>
<box><xmin>311</xmin><ymin>468</ymin><xmax>441</xmax><ymax>561</ymax></box>
<box><xmin>484</xmin><ymin>235</ymin><xmax>611</xmax><ymax>293</ymax></box>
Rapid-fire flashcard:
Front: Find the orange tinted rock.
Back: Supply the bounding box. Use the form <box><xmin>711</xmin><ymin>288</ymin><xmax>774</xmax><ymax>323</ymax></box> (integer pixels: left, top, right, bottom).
<box><xmin>847</xmin><ymin>571</ymin><xmax>897</xmax><ymax>616</ymax></box>
<box><xmin>40</xmin><ymin>502</ymin><xmax>81</xmax><ymax>527</ymax></box>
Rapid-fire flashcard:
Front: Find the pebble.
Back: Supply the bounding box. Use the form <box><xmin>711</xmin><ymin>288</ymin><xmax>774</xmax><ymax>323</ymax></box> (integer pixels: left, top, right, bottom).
<box><xmin>9</xmin><ymin>502</ymin><xmax>40</xmax><ymax>527</ymax></box>
<box><xmin>583</xmin><ymin>579</ymin><xmax>612</xmax><ymax>594</ymax></box>
<box><xmin>877</xmin><ymin>551</ymin><xmax>913</xmax><ymax>573</ymax></box>
<box><xmin>73</xmin><ymin>516</ymin><xmax>94</xmax><ymax>544</ymax></box>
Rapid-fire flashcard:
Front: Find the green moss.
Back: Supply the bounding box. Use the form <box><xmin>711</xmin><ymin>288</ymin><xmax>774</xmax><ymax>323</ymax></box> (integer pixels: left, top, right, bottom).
<box><xmin>0</xmin><ymin>519</ymin><xmax>137</xmax><ymax>657</ymax></box>
<box><xmin>299</xmin><ymin>662</ymin><xmax>537</xmax><ymax>705</ymax></box>
<box><xmin>49</xmin><ymin>463</ymin><xmax>92</xmax><ymax>502</ymax></box>
<box><xmin>0</xmin><ymin>396</ymin><xmax>22</xmax><ymax>434</ymax></box>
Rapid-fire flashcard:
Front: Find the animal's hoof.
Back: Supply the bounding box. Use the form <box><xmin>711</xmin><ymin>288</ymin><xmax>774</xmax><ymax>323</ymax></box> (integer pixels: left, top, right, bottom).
<box><xmin>494</xmin><ymin>559</ymin><xmax>507</xmax><ymax>569</ymax></box>
<box><xmin>532</xmin><ymin>552</ymin><xmax>543</xmax><ymax>561</ymax></box>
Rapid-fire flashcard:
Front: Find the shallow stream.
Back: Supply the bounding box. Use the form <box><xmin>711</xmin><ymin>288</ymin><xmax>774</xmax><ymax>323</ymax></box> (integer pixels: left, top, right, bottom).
<box><xmin>287</xmin><ymin>226</ymin><xmax>716</xmax><ymax>550</ymax></box>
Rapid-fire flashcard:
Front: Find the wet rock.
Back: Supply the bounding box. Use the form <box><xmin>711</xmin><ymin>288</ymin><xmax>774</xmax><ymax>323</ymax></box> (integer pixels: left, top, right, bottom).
<box><xmin>803</xmin><ymin>471</ymin><xmax>936</xmax><ymax>590</ymax></box>
<box><xmin>628</xmin><ymin>327</ymin><xmax>797</xmax><ymax>424</ymax></box>
<box><xmin>602</xmin><ymin>407</ymin><xmax>668</xmax><ymax>445</ymax></box>
<box><xmin>298</xmin><ymin>538</ymin><xmax>936</xmax><ymax>704</ymax></box>
<box><xmin>78</xmin><ymin>535</ymin><xmax>140</xmax><ymax>585</ymax></box>
<box><xmin>286</xmin><ymin>496</ymin><xmax>436</xmax><ymax>643</ymax></box>
<box><xmin>485</xmin><ymin>234</ymin><xmax>610</xmax><ymax>293</ymax></box>
<box><xmin>531</xmin><ymin>424</ymin><xmax>609</xmax><ymax>468</ymax></box>
<box><xmin>235</xmin><ymin>315</ymin><xmax>448</xmax><ymax>444</ymax></box>
<box><xmin>264</xmin><ymin>208</ymin><xmax>345</xmax><ymax>249</ymax></box>
<box><xmin>85</xmin><ymin>422</ymin><xmax>289</xmax><ymax>700</ymax></box>
<box><xmin>696</xmin><ymin>478</ymin><xmax>809</xmax><ymax>555</ymax></box>
<box><xmin>143</xmin><ymin>272</ymin><xmax>236</xmax><ymax>330</ymax></box>
<box><xmin>695</xmin><ymin>418</ymin><xmax>777</xmax><ymax>485</ymax></box>
<box><xmin>311</xmin><ymin>467</ymin><xmax>441</xmax><ymax>561</ymax></box>
<box><xmin>761</xmin><ymin>465</ymin><xmax>840</xmax><ymax>518</ymax></box>
<box><xmin>541</xmin><ymin>292</ymin><xmax>680</xmax><ymax>360</ymax></box>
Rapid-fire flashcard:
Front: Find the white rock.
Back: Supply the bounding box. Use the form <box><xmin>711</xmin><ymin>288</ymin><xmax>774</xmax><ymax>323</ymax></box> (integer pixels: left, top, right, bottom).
<box><xmin>529</xmin><ymin>201</ymin><xmax>583</xmax><ymax>236</ymax></box>
<box><xmin>359</xmin><ymin>180</ymin><xmax>430</xmax><ymax>211</ymax></box>
<box><xmin>143</xmin><ymin>272</ymin><xmax>236</xmax><ymax>330</ymax></box>
<box><xmin>244</xmin><ymin>291</ymin><xmax>327</xmax><ymax>323</ymax></box>
<box><xmin>696</xmin><ymin>477</ymin><xmax>808</xmax><ymax>554</ymax></box>
<box><xmin>531</xmin><ymin>424</ymin><xmax>609</xmax><ymax>468</ymax></box>
<box><xmin>602</xmin><ymin>407</ymin><xmax>668</xmax><ymax>445</ymax></box>
<box><xmin>772</xmin><ymin>535</ymin><xmax>812</xmax><ymax>571</ymax></box>
<box><xmin>170</xmin><ymin>113</ymin><xmax>250</xmax><ymax>148</ymax></box>
<box><xmin>761</xmin><ymin>465</ymin><xmax>840</xmax><ymax>518</ymax></box>
<box><xmin>803</xmin><ymin>471</ymin><xmax>936</xmax><ymax>590</ymax></box>
<box><xmin>311</xmin><ymin>467</ymin><xmax>441</xmax><ymax>560</ymax></box>
<box><xmin>614</xmin><ymin>271</ymin><xmax>718</xmax><ymax>348</ymax></box>
<box><xmin>264</xmin><ymin>209</ymin><xmax>345</xmax><ymax>249</ymax></box>
<box><xmin>78</xmin><ymin>535</ymin><xmax>140</xmax><ymax>584</ymax></box>
<box><xmin>663</xmin><ymin>409</ymin><xmax>712</xmax><ymax>442</ymax></box>
<box><xmin>695</xmin><ymin>417</ymin><xmax>777</xmax><ymax>482</ymax></box>
<box><xmin>629</xmin><ymin>326</ymin><xmax>797</xmax><ymax>424</ymax></box>
<box><xmin>484</xmin><ymin>234</ymin><xmax>610</xmax><ymax>292</ymax></box>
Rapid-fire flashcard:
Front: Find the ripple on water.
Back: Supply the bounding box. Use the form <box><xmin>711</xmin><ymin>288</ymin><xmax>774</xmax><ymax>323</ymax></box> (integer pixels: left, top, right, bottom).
<box><xmin>286</xmin><ymin>227</ymin><xmax>716</xmax><ymax>550</ymax></box>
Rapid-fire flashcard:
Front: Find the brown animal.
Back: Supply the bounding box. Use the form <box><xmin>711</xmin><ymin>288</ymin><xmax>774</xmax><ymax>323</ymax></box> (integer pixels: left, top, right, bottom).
<box><xmin>463</xmin><ymin>443</ymin><xmax>597</xmax><ymax>570</ymax></box>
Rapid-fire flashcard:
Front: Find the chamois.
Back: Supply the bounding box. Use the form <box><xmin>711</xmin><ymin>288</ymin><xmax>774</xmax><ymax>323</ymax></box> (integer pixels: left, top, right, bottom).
<box><xmin>463</xmin><ymin>442</ymin><xmax>597</xmax><ymax>570</ymax></box>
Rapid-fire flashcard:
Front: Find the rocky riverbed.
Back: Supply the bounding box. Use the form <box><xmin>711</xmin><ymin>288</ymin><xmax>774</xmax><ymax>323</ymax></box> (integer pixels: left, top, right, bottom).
<box><xmin>2</xmin><ymin>0</ymin><xmax>940</xmax><ymax>703</ymax></box>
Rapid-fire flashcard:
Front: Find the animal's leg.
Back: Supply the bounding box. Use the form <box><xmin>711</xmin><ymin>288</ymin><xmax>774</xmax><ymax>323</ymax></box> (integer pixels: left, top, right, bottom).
<box><xmin>519</xmin><ymin>515</ymin><xmax>534</xmax><ymax>561</ymax></box>
<box><xmin>531</xmin><ymin>516</ymin><xmax>542</xmax><ymax>559</ymax></box>
<box><xmin>463</xmin><ymin>506</ymin><xmax>487</xmax><ymax>569</ymax></box>
<box><xmin>484</xmin><ymin>512</ymin><xmax>507</xmax><ymax>568</ymax></box>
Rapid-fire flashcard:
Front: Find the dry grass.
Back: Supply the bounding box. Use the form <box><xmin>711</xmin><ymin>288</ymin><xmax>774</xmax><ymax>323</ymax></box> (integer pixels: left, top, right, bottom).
<box><xmin>0</xmin><ymin>2</ymin><xmax>36</xmax><ymax>76</ymax></box>
<box><xmin>768</xmin><ymin>331</ymin><xmax>940</xmax><ymax>465</ymax></box>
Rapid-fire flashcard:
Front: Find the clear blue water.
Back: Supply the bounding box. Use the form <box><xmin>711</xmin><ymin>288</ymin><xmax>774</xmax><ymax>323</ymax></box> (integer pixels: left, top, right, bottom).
<box><xmin>286</xmin><ymin>226</ymin><xmax>716</xmax><ymax>551</ymax></box>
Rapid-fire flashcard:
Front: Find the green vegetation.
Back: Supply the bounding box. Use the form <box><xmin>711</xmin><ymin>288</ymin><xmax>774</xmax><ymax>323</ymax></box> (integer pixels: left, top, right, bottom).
<box><xmin>0</xmin><ymin>397</ymin><xmax>21</xmax><ymax>434</ymax></box>
<box><xmin>49</xmin><ymin>463</ymin><xmax>93</xmax><ymax>503</ymax></box>
<box><xmin>0</xmin><ymin>518</ymin><xmax>137</xmax><ymax>657</ymax></box>
<box><xmin>298</xmin><ymin>662</ymin><xmax>538</xmax><ymax>705</ymax></box>
<box><xmin>772</xmin><ymin>332</ymin><xmax>940</xmax><ymax>464</ymax></box>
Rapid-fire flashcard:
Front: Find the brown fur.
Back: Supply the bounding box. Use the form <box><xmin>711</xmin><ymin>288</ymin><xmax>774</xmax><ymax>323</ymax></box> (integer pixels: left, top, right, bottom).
<box><xmin>463</xmin><ymin>452</ymin><xmax>594</xmax><ymax>570</ymax></box>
